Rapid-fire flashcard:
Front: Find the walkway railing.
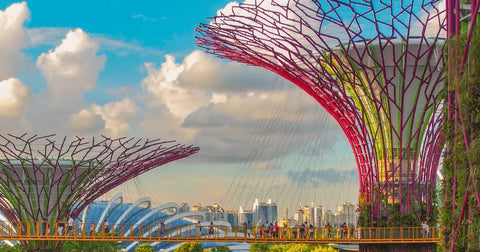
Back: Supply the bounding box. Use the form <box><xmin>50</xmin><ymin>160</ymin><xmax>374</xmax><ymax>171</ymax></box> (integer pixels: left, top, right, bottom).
<box><xmin>0</xmin><ymin>221</ymin><xmax>441</xmax><ymax>244</ymax></box>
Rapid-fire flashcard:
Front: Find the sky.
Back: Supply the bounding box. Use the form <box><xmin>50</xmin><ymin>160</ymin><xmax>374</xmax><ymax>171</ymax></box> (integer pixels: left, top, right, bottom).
<box><xmin>0</xmin><ymin>1</ymin><xmax>358</xmax><ymax>214</ymax></box>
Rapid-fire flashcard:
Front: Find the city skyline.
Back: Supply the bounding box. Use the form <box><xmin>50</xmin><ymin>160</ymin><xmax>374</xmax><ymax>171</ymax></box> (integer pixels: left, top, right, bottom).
<box><xmin>0</xmin><ymin>1</ymin><xmax>358</xmax><ymax>212</ymax></box>
<box><xmin>90</xmin><ymin>194</ymin><xmax>358</xmax><ymax>228</ymax></box>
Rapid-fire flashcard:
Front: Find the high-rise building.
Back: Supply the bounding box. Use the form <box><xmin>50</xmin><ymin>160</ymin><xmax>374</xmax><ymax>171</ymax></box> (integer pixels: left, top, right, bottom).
<box><xmin>226</xmin><ymin>210</ymin><xmax>238</xmax><ymax>227</ymax></box>
<box><xmin>293</xmin><ymin>208</ymin><xmax>304</xmax><ymax>225</ymax></box>
<box><xmin>293</xmin><ymin>206</ymin><xmax>315</xmax><ymax>225</ymax></box>
<box><xmin>191</xmin><ymin>203</ymin><xmax>226</xmax><ymax>222</ymax></box>
<box><xmin>324</xmin><ymin>210</ymin><xmax>335</xmax><ymax>228</ymax></box>
<box><xmin>313</xmin><ymin>206</ymin><xmax>324</xmax><ymax>228</ymax></box>
<box><xmin>334</xmin><ymin>202</ymin><xmax>357</xmax><ymax>228</ymax></box>
<box><xmin>238</xmin><ymin>207</ymin><xmax>253</xmax><ymax>226</ymax></box>
<box><xmin>252</xmin><ymin>199</ymin><xmax>277</xmax><ymax>225</ymax></box>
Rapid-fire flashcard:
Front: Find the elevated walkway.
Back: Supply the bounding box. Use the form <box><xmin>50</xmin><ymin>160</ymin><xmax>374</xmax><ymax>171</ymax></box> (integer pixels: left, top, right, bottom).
<box><xmin>0</xmin><ymin>222</ymin><xmax>441</xmax><ymax>244</ymax></box>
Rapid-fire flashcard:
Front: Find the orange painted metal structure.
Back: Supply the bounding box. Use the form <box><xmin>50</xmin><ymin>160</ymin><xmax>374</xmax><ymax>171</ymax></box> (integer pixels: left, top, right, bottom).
<box><xmin>0</xmin><ymin>222</ymin><xmax>440</xmax><ymax>244</ymax></box>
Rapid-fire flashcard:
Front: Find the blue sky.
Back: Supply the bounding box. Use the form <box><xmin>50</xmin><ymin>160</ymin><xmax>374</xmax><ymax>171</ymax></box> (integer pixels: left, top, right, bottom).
<box><xmin>0</xmin><ymin>1</ymin><xmax>358</xmax><ymax>213</ymax></box>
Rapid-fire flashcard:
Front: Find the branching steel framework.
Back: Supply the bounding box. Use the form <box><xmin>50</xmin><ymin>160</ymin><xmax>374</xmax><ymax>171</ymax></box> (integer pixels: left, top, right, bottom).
<box><xmin>0</xmin><ymin>133</ymin><xmax>199</xmax><ymax>225</ymax></box>
<box><xmin>196</xmin><ymin>0</ymin><xmax>446</xmax><ymax>222</ymax></box>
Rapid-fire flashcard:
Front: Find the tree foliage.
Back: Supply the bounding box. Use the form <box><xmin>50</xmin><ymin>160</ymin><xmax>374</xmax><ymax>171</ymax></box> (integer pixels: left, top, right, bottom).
<box><xmin>250</xmin><ymin>243</ymin><xmax>338</xmax><ymax>252</ymax></box>
<box><xmin>211</xmin><ymin>245</ymin><xmax>232</xmax><ymax>252</ymax></box>
<box><xmin>357</xmin><ymin>201</ymin><xmax>432</xmax><ymax>227</ymax></box>
<box><xmin>441</xmin><ymin>19</ymin><xmax>480</xmax><ymax>251</ymax></box>
<box><xmin>175</xmin><ymin>242</ymin><xmax>204</xmax><ymax>252</ymax></box>
<box><xmin>0</xmin><ymin>243</ymin><xmax>22</xmax><ymax>252</ymax></box>
<box><xmin>250</xmin><ymin>243</ymin><xmax>270</xmax><ymax>252</ymax></box>
<box><xmin>135</xmin><ymin>243</ymin><xmax>155</xmax><ymax>252</ymax></box>
<box><xmin>62</xmin><ymin>240</ymin><xmax>122</xmax><ymax>252</ymax></box>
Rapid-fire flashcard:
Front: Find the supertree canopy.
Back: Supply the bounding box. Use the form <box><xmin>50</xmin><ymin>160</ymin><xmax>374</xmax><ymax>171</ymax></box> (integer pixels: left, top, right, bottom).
<box><xmin>196</xmin><ymin>0</ymin><xmax>446</xmax><ymax>228</ymax></box>
<box><xmin>0</xmin><ymin>133</ymin><xmax>199</xmax><ymax>250</ymax></box>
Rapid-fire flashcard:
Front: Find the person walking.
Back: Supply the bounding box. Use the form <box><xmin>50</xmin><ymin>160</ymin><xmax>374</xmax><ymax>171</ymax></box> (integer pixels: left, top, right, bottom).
<box><xmin>422</xmin><ymin>221</ymin><xmax>429</xmax><ymax>238</ymax></box>
<box><xmin>41</xmin><ymin>217</ymin><xmax>48</xmax><ymax>236</ymax></box>
<box><xmin>208</xmin><ymin>221</ymin><xmax>214</xmax><ymax>237</ymax></box>
<box><xmin>103</xmin><ymin>220</ymin><xmax>110</xmax><ymax>234</ymax></box>
<box><xmin>243</xmin><ymin>221</ymin><xmax>248</xmax><ymax>237</ymax></box>
<box><xmin>196</xmin><ymin>221</ymin><xmax>202</xmax><ymax>237</ymax></box>
<box><xmin>325</xmin><ymin>223</ymin><xmax>332</xmax><ymax>239</ymax></box>
<box><xmin>160</xmin><ymin>221</ymin><xmax>166</xmax><ymax>236</ymax></box>
<box><xmin>67</xmin><ymin>216</ymin><xmax>74</xmax><ymax>235</ymax></box>
<box><xmin>274</xmin><ymin>222</ymin><xmax>280</xmax><ymax>238</ymax></box>
<box><xmin>90</xmin><ymin>222</ymin><xmax>95</xmax><ymax>236</ymax></box>
<box><xmin>78</xmin><ymin>220</ymin><xmax>83</xmax><ymax>235</ymax></box>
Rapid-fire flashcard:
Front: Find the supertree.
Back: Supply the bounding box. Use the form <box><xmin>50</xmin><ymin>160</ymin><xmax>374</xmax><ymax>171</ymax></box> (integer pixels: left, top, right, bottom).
<box><xmin>0</xmin><ymin>133</ymin><xmax>199</xmax><ymax>251</ymax></box>
<box><xmin>442</xmin><ymin>1</ymin><xmax>480</xmax><ymax>250</ymax></box>
<box><xmin>197</xmin><ymin>0</ymin><xmax>445</xmax><ymax>250</ymax></box>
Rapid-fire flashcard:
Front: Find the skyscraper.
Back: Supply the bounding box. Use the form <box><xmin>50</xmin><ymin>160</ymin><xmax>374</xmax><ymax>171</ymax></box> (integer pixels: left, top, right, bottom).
<box><xmin>252</xmin><ymin>198</ymin><xmax>277</xmax><ymax>225</ymax></box>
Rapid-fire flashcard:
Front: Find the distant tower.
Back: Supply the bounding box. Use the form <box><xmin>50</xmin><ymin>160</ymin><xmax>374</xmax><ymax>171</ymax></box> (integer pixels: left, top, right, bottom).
<box><xmin>0</xmin><ymin>134</ymin><xmax>199</xmax><ymax>251</ymax></box>
<box><xmin>197</xmin><ymin>1</ymin><xmax>445</xmax><ymax>250</ymax></box>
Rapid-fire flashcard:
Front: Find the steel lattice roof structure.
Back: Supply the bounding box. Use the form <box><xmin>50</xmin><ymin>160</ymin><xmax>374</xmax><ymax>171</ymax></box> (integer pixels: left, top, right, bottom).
<box><xmin>196</xmin><ymin>0</ymin><xmax>446</xmax><ymax>226</ymax></box>
<box><xmin>0</xmin><ymin>133</ymin><xmax>199</xmax><ymax>250</ymax></box>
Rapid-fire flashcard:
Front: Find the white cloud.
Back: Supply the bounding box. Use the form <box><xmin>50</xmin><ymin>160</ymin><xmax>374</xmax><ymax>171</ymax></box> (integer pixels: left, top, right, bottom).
<box><xmin>0</xmin><ymin>2</ymin><xmax>29</xmax><ymax>79</ymax></box>
<box><xmin>27</xmin><ymin>27</ymin><xmax>71</xmax><ymax>47</ymax></box>
<box><xmin>178</xmin><ymin>50</ymin><xmax>279</xmax><ymax>92</ymax></box>
<box><xmin>142</xmin><ymin>54</ymin><xmax>212</xmax><ymax>121</ymax></box>
<box><xmin>9</xmin><ymin>28</ymin><xmax>109</xmax><ymax>136</ymax></box>
<box><xmin>70</xmin><ymin>98</ymin><xmax>137</xmax><ymax>138</ymax></box>
<box><xmin>140</xmin><ymin>103</ymin><xmax>198</xmax><ymax>142</ymax></box>
<box><xmin>69</xmin><ymin>108</ymin><xmax>105</xmax><ymax>134</ymax></box>
<box><xmin>182</xmin><ymin>89</ymin><xmax>342</xmax><ymax>163</ymax></box>
<box><xmin>36</xmin><ymin>28</ymin><xmax>106</xmax><ymax>105</ymax></box>
<box><xmin>0</xmin><ymin>78</ymin><xmax>31</xmax><ymax>117</ymax></box>
<box><xmin>141</xmin><ymin>50</ymin><xmax>288</xmax><ymax>131</ymax></box>
<box><xmin>210</xmin><ymin>92</ymin><xmax>227</xmax><ymax>104</ymax></box>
